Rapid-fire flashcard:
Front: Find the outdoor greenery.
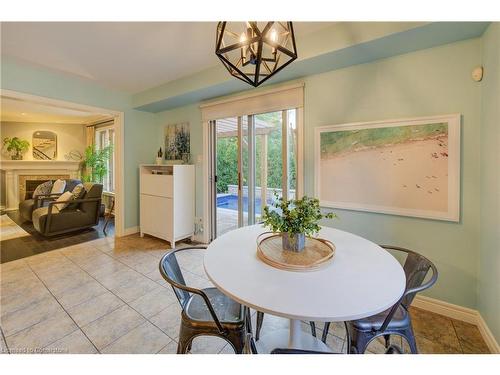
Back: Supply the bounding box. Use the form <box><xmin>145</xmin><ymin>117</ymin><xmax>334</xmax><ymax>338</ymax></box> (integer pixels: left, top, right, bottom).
<box><xmin>262</xmin><ymin>194</ymin><xmax>337</xmax><ymax>236</ymax></box>
<box><xmin>3</xmin><ymin>137</ymin><xmax>30</xmax><ymax>159</ymax></box>
<box><xmin>81</xmin><ymin>144</ymin><xmax>113</xmax><ymax>183</ymax></box>
<box><xmin>216</xmin><ymin>112</ymin><xmax>296</xmax><ymax>193</ymax></box>
<box><xmin>320</xmin><ymin>122</ymin><xmax>448</xmax><ymax>157</ymax></box>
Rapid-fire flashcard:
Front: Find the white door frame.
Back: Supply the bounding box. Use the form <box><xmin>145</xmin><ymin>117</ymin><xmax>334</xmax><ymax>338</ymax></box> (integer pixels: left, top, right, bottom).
<box><xmin>0</xmin><ymin>89</ymin><xmax>126</xmax><ymax>237</ymax></box>
<box><xmin>202</xmin><ymin>107</ymin><xmax>304</xmax><ymax>243</ymax></box>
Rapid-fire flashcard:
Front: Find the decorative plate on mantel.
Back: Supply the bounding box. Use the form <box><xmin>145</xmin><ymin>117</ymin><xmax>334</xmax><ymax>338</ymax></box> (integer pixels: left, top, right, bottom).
<box><xmin>256</xmin><ymin>232</ymin><xmax>335</xmax><ymax>272</ymax></box>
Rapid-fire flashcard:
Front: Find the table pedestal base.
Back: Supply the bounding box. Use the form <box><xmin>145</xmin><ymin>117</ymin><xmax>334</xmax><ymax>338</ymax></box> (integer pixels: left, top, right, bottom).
<box><xmin>255</xmin><ymin>319</ymin><xmax>331</xmax><ymax>354</ymax></box>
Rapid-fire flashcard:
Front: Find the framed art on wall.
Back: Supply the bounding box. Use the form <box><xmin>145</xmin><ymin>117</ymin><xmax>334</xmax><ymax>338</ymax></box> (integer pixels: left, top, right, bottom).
<box><xmin>314</xmin><ymin>114</ymin><xmax>461</xmax><ymax>221</ymax></box>
<box><xmin>164</xmin><ymin>122</ymin><xmax>190</xmax><ymax>162</ymax></box>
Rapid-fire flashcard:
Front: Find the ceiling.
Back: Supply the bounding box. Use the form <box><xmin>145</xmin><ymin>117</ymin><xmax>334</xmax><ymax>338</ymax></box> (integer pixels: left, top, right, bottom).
<box><xmin>0</xmin><ymin>96</ymin><xmax>112</xmax><ymax>123</ymax></box>
<box><xmin>0</xmin><ymin>22</ymin><xmax>335</xmax><ymax>93</ymax></box>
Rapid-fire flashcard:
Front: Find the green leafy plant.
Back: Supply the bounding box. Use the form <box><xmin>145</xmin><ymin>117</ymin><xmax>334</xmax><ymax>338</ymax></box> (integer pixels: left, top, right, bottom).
<box><xmin>81</xmin><ymin>144</ymin><xmax>113</xmax><ymax>183</ymax></box>
<box><xmin>262</xmin><ymin>194</ymin><xmax>337</xmax><ymax>237</ymax></box>
<box><xmin>3</xmin><ymin>137</ymin><xmax>30</xmax><ymax>159</ymax></box>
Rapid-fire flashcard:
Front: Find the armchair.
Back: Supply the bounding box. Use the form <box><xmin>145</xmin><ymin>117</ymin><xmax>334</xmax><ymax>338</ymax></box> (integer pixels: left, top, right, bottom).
<box><xmin>32</xmin><ymin>182</ymin><xmax>103</xmax><ymax>236</ymax></box>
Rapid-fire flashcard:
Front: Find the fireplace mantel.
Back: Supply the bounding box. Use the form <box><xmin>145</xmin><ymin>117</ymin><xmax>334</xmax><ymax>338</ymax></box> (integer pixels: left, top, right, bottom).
<box><xmin>1</xmin><ymin>160</ymin><xmax>81</xmax><ymax>211</ymax></box>
<box><xmin>0</xmin><ymin>160</ymin><xmax>81</xmax><ymax>171</ymax></box>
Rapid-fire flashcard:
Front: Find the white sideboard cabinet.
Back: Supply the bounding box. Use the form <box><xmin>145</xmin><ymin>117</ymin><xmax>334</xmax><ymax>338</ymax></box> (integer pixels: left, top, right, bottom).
<box><xmin>139</xmin><ymin>164</ymin><xmax>194</xmax><ymax>248</ymax></box>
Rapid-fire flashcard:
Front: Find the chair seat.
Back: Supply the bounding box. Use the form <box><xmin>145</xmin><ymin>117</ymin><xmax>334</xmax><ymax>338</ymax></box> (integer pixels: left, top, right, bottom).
<box><xmin>182</xmin><ymin>287</ymin><xmax>244</xmax><ymax>328</ymax></box>
<box><xmin>350</xmin><ymin>305</ymin><xmax>410</xmax><ymax>332</ymax></box>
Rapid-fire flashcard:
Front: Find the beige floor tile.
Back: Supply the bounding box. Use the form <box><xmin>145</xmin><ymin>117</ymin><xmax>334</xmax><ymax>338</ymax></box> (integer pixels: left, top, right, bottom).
<box><xmin>41</xmin><ymin>271</ymin><xmax>95</xmax><ymax>297</ymax></box>
<box><xmin>44</xmin><ymin>329</ymin><xmax>97</xmax><ymax>354</ymax></box>
<box><xmin>111</xmin><ymin>275</ymin><xmax>159</xmax><ymax>303</ymax></box>
<box><xmin>322</xmin><ymin>332</ymin><xmax>345</xmax><ymax>353</ymax></box>
<box><xmin>56</xmin><ymin>280</ymin><xmax>108</xmax><ymax>310</ymax></box>
<box><xmin>157</xmin><ymin>339</ymin><xmax>178</xmax><ymax>354</ymax></box>
<box><xmin>0</xmin><ymin>259</ymin><xmax>30</xmax><ymax>276</ymax></box>
<box><xmin>86</xmin><ymin>260</ymin><xmax>129</xmax><ymax>280</ymax></box>
<box><xmin>149</xmin><ymin>303</ymin><xmax>182</xmax><ymax>340</ymax></box>
<box><xmin>101</xmin><ymin>321</ymin><xmax>172</xmax><ymax>354</ymax></box>
<box><xmin>189</xmin><ymin>335</ymin><xmax>228</xmax><ymax>354</ymax></box>
<box><xmin>1</xmin><ymin>327</ymin><xmax>8</xmax><ymax>354</ymax></box>
<box><xmin>415</xmin><ymin>335</ymin><xmax>462</xmax><ymax>354</ymax></box>
<box><xmin>75</xmin><ymin>253</ymin><xmax>116</xmax><ymax>273</ymax></box>
<box><xmin>5</xmin><ymin>310</ymin><xmax>78</xmax><ymax>352</ymax></box>
<box><xmin>452</xmin><ymin>320</ymin><xmax>490</xmax><ymax>353</ymax></box>
<box><xmin>67</xmin><ymin>291</ymin><xmax>124</xmax><ymax>327</ymax></box>
<box><xmin>1</xmin><ymin>295</ymin><xmax>64</xmax><ymax>337</ymax></box>
<box><xmin>81</xmin><ymin>305</ymin><xmax>145</xmax><ymax>350</ymax></box>
<box><xmin>1</xmin><ymin>280</ymin><xmax>51</xmax><ymax>313</ymax></box>
<box><xmin>95</xmin><ymin>267</ymin><xmax>143</xmax><ymax>290</ymax></box>
<box><xmin>129</xmin><ymin>286</ymin><xmax>178</xmax><ymax>319</ymax></box>
<box><xmin>410</xmin><ymin>307</ymin><xmax>461</xmax><ymax>350</ymax></box>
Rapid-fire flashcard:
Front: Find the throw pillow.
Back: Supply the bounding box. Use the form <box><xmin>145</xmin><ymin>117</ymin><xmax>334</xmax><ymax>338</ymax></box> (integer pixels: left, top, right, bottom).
<box><xmin>51</xmin><ymin>179</ymin><xmax>66</xmax><ymax>194</ymax></box>
<box><xmin>67</xmin><ymin>183</ymin><xmax>85</xmax><ymax>209</ymax></box>
<box><xmin>33</xmin><ymin>180</ymin><xmax>53</xmax><ymax>198</ymax></box>
<box><xmin>52</xmin><ymin>191</ymin><xmax>74</xmax><ymax>212</ymax></box>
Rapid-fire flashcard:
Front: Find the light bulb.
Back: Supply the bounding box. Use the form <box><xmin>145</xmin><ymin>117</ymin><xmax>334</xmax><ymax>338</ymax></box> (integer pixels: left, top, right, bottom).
<box><xmin>240</xmin><ymin>33</ymin><xmax>247</xmax><ymax>43</ymax></box>
<box><xmin>270</xmin><ymin>29</ymin><xmax>277</xmax><ymax>43</ymax></box>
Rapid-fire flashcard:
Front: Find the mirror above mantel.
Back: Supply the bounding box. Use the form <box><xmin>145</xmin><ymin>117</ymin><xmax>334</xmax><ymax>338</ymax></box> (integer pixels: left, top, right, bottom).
<box><xmin>33</xmin><ymin>130</ymin><xmax>57</xmax><ymax>160</ymax></box>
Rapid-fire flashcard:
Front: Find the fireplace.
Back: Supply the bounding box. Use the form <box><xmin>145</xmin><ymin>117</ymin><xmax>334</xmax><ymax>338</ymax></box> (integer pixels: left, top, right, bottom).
<box><xmin>18</xmin><ymin>174</ymin><xmax>70</xmax><ymax>203</ymax></box>
<box><xmin>25</xmin><ymin>179</ymin><xmax>52</xmax><ymax>200</ymax></box>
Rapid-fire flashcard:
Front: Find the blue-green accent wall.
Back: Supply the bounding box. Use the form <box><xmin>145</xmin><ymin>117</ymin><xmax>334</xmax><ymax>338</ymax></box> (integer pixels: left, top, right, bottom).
<box><xmin>479</xmin><ymin>23</ymin><xmax>500</xmax><ymax>343</ymax></box>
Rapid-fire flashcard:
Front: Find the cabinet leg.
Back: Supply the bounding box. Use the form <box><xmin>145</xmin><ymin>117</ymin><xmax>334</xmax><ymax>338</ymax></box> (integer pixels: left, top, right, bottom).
<box><xmin>140</xmin><ymin>231</ymin><xmax>144</xmax><ymax>238</ymax></box>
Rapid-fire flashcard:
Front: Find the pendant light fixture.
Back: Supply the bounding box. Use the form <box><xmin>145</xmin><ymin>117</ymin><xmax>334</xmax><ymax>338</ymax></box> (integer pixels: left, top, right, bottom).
<box><xmin>215</xmin><ymin>22</ymin><xmax>298</xmax><ymax>87</ymax></box>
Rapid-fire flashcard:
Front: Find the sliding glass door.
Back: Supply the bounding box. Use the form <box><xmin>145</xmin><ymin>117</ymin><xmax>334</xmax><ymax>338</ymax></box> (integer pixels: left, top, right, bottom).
<box><xmin>209</xmin><ymin>109</ymin><xmax>298</xmax><ymax>239</ymax></box>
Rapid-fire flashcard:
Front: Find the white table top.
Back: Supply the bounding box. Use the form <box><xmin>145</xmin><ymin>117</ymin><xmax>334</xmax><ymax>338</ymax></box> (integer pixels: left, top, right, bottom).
<box><xmin>204</xmin><ymin>225</ymin><xmax>406</xmax><ymax>322</ymax></box>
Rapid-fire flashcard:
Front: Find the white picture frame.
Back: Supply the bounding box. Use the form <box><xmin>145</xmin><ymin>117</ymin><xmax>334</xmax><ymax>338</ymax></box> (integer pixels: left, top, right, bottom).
<box><xmin>314</xmin><ymin>114</ymin><xmax>461</xmax><ymax>222</ymax></box>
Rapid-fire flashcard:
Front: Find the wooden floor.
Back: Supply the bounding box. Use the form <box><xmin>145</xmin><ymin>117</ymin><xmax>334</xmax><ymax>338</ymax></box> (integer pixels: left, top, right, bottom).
<box><xmin>0</xmin><ymin>210</ymin><xmax>114</xmax><ymax>264</ymax></box>
<box><xmin>0</xmin><ymin>233</ymin><xmax>490</xmax><ymax>354</ymax></box>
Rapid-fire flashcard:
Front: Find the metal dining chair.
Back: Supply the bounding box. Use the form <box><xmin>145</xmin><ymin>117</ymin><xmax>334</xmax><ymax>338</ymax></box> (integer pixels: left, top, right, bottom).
<box><xmin>319</xmin><ymin>245</ymin><xmax>438</xmax><ymax>354</ymax></box>
<box><xmin>159</xmin><ymin>246</ymin><xmax>247</xmax><ymax>354</ymax></box>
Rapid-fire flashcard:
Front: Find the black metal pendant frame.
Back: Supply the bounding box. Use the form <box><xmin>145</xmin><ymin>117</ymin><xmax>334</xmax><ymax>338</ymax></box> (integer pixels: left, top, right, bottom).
<box><xmin>215</xmin><ymin>22</ymin><xmax>298</xmax><ymax>87</ymax></box>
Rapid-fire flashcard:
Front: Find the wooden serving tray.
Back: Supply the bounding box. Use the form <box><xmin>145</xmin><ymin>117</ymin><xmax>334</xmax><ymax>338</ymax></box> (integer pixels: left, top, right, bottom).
<box><xmin>256</xmin><ymin>232</ymin><xmax>335</xmax><ymax>272</ymax></box>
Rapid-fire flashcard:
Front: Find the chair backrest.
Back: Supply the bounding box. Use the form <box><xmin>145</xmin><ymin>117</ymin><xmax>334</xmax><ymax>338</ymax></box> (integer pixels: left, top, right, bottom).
<box><xmin>159</xmin><ymin>247</ymin><xmax>206</xmax><ymax>308</ymax></box>
<box><xmin>381</xmin><ymin>245</ymin><xmax>438</xmax><ymax>309</ymax></box>
<box><xmin>63</xmin><ymin>179</ymin><xmax>82</xmax><ymax>193</ymax></box>
<box><xmin>80</xmin><ymin>183</ymin><xmax>103</xmax><ymax>216</ymax></box>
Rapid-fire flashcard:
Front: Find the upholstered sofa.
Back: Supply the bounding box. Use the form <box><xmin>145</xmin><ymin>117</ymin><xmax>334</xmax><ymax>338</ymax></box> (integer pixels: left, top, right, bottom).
<box><xmin>32</xmin><ymin>182</ymin><xmax>103</xmax><ymax>236</ymax></box>
<box><xmin>19</xmin><ymin>179</ymin><xmax>83</xmax><ymax>222</ymax></box>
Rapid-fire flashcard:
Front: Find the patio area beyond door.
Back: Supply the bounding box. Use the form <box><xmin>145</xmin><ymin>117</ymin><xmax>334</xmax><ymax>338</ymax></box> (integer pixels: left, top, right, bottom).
<box><xmin>209</xmin><ymin>109</ymin><xmax>298</xmax><ymax>238</ymax></box>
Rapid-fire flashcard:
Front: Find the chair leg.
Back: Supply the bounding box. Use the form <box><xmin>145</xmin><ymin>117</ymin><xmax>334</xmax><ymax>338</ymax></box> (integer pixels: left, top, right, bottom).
<box><xmin>321</xmin><ymin>322</ymin><xmax>330</xmax><ymax>343</ymax></box>
<box><xmin>383</xmin><ymin>334</ymin><xmax>391</xmax><ymax>348</ymax></box>
<box><xmin>255</xmin><ymin>311</ymin><xmax>264</xmax><ymax>341</ymax></box>
<box><xmin>227</xmin><ymin>331</ymin><xmax>246</xmax><ymax>354</ymax></box>
<box><xmin>350</xmin><ymin>329</ymin><xmax>371</xmax><ymax>354</ymax></box>
<box><xmin>177</xmin><ymin>324</ymin><xmax>195</xmax><ymax>354</ymax></box>
<box><xmin>309</xmin><ymin>322</ymin><xmax>317</xmax><ymax>337</ymax></box>
<box><xmin>402</xmin><ymin>328</ymin><xmax>418</xmax><ymax>354</ymax></box>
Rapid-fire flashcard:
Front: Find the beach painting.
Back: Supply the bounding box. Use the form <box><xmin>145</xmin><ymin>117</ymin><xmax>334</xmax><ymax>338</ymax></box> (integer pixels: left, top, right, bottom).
<box><xmin>315</xmin><ymin>114</ymin><xmax>460</xmax><ymax>221</ymax></box>
<box><xmin>164</xmin><ymin>122</ymin><xmax>190</xmax><ymax>161</ymax></box>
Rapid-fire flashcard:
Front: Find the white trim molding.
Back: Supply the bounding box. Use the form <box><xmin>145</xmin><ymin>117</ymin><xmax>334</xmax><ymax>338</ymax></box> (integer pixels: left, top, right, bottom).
<box><xmin>413</xmin><ymin>295</ymin><xmax>500</xmax><ymax>353</ymax></box>
<box><xmin>122</xmin><ymin>226</ymin><xmax>139</xmax><ymax>236</ymax></box>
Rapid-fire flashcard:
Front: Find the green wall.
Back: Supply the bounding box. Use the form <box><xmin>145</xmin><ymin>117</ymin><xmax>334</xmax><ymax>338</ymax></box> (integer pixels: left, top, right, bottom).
<box><xmin>157</xmin><ymin>38</ymin><xmax>483</xmax><ymax>310</ymax></box>
<box><xmin>479</xmin><ymin>23</ymin><xmax>500</xmax><ymax>342</ymax></box>
<box><xmin>0</xmin><ymin>58</ymin><xmax>159</xmax><ymax>229</ymax></box>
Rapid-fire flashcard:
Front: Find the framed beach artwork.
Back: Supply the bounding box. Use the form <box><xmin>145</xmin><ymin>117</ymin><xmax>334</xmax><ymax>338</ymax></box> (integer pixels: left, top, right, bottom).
<box><xmin>314</xmin><ymin>114</ymin><xmax>461</xmax><ymax>221</ymax></box>
<box><xmin>164</xmin><ymin>122</ymin><xmax>190</xmax><ymax>162</ymax></box>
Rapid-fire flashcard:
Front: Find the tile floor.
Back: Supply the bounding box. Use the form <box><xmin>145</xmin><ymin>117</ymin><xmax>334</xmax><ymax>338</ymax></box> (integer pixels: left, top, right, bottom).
<box><xmin>0</xmin><ymin>234</ymin><xmax>490</xmax><ymax>354</ymax></box>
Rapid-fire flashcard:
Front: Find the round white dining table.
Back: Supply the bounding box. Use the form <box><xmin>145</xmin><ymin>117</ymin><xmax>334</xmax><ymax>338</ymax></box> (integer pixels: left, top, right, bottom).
<box><xmin>204</xmin><ymin>224</ymin><xmax>406</xmax><ymax>352</ymax></box>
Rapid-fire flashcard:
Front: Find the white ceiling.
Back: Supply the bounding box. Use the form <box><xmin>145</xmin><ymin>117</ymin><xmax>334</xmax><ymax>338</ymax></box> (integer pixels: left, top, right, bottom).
<box><xmin>0</xmin><ymin>96</ymin><xmax>111</xmax><ymax>123</ymax></box>
<box><xmin>0</xmin><ymin>22</ymin><xmax>334</xmax><ymax>93</ymax></box>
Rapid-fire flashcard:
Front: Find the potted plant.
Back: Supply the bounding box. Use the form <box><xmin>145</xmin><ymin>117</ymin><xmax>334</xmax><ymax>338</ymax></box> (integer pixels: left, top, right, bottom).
<box><xmin>262</xmin><ymin>194</ymin><xmax>337</xmax><ymax>252</ymax></box>
<box><xmin>3</xmin><ymin>137</ymin><xmax>30</xmax><ymax>160</ymax></box>
<box><xmin>81</xmin><ymin>144</ymin><xmax>113</xmax><ymax>183</ymax></box>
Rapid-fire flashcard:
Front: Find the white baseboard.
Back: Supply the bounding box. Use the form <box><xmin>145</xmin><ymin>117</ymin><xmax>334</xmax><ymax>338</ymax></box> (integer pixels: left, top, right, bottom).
<box><xmin>191</xmin><ymin>233</ymin><xmax>208</xmax><ymax>244</ymax></box>
<box><xmin>413</xmin><ymin>295</ymin><xmax>500</xmax><ymax>353</ymax></box>
<box><xmin>120</xmin><ymin>226</ymin><xmax>139</xmax><ymax>237</ymax></box>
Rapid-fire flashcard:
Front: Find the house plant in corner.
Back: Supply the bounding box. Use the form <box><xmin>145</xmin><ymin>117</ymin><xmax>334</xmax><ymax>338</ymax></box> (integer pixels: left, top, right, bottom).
<box><xmin>3</xmin><ymin>137</ymin><xmax>30</xmax><ymax>160</ymax></box>
<box><xmin>262</xmin><ymin>194</ymin><xmax>337</xmax><ymax>252</ymax></box>
<box><xmin>81</xmin><ymin>144</ymin><xmax>113</xmax><ymax>184</ymax></box>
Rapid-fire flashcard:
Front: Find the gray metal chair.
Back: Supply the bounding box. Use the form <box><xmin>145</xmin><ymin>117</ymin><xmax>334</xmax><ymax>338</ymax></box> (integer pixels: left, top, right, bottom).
<box><xmin>320</xmin><ymin>245</ymin><xmax>438</xmax><ymax>354</ymax></box>
<box><xmin>159</xmin><ymin>246</ymin><xmax>246</xmax><ymax>354</ymax></box>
